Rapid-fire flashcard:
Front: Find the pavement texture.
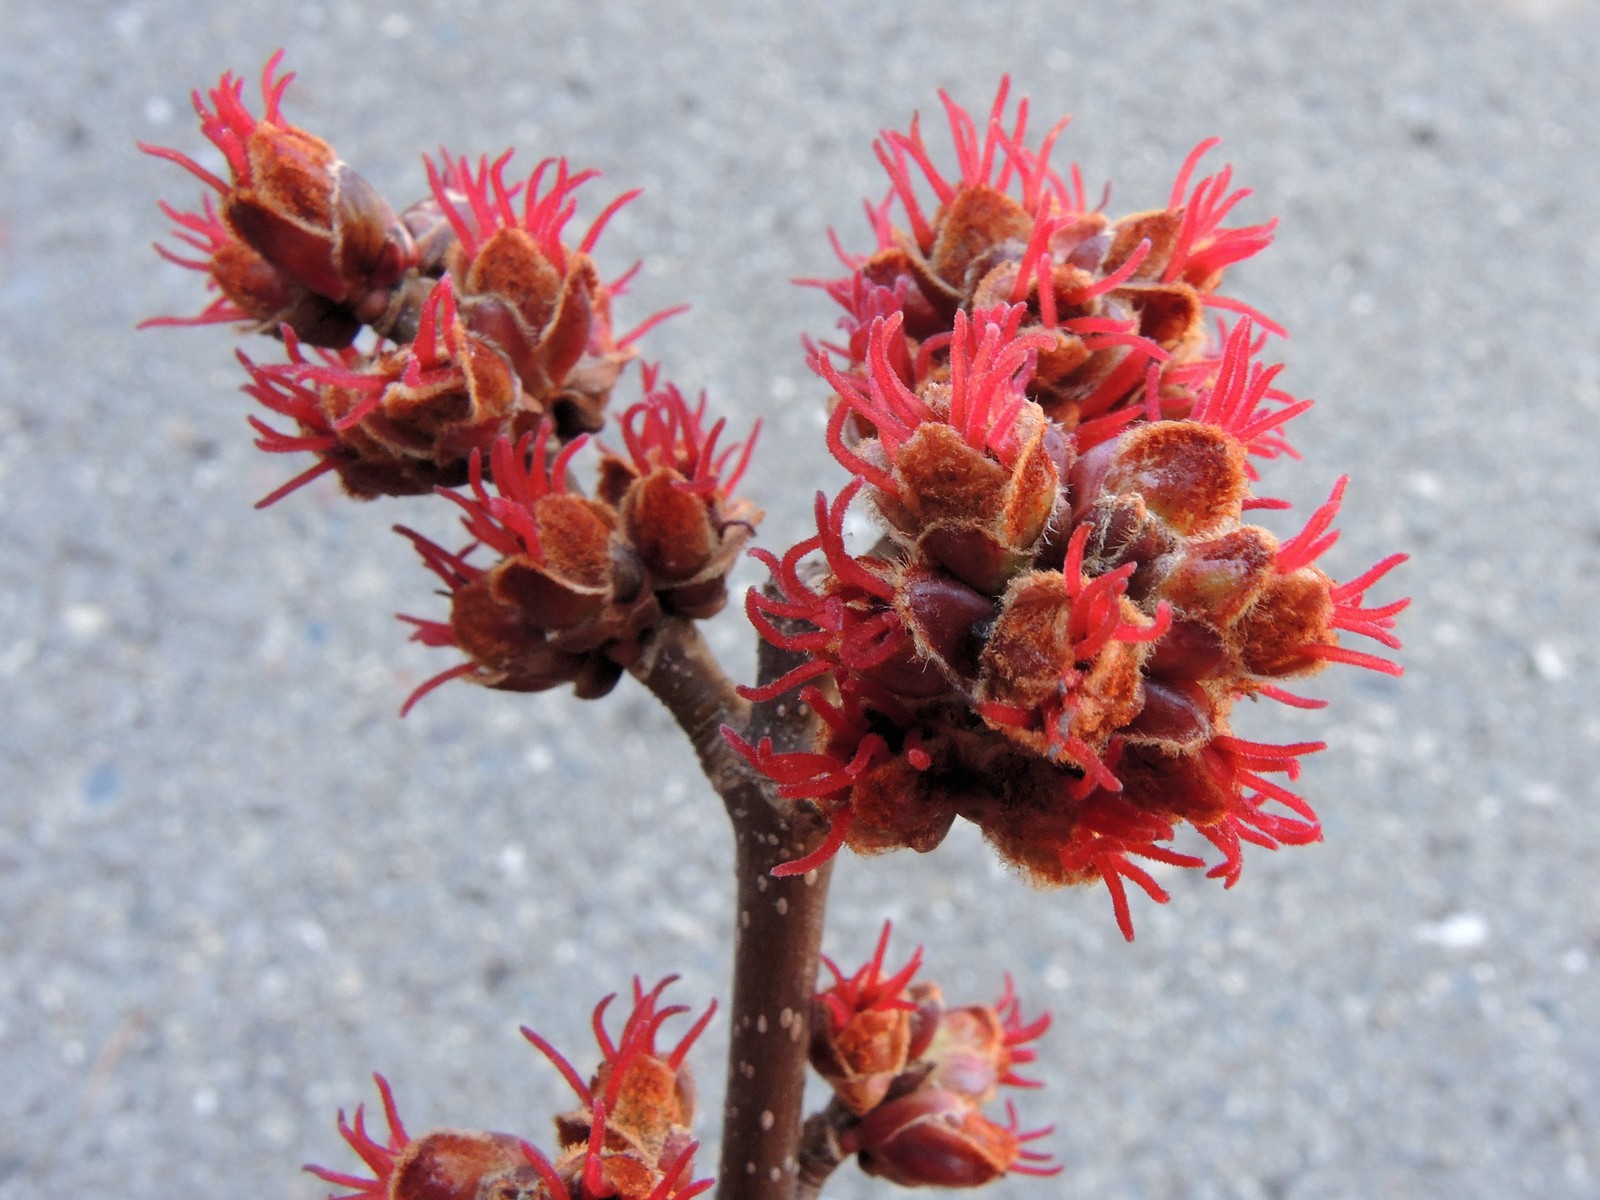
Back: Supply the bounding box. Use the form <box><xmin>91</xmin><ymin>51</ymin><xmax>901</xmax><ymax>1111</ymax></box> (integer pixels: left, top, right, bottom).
<box><xmin>2</xmin><ymin>1</ymin><xmax>1597</xmax><ymax>1197</ymax></box>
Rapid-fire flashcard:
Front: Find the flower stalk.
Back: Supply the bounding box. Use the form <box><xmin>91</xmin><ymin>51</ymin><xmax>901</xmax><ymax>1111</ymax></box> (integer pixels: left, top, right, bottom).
<box><xmin>631</xmin><ymin>615</ymin><xmax>835</xmax><ymax>1200</ymax></box>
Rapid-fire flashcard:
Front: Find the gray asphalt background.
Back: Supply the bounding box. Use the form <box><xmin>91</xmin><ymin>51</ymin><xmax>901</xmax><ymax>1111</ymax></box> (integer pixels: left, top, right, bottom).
<box><xmin>3</xmin><ymin>1</ymin><xmax>1597</xmax><ymax>1197</ymax></box>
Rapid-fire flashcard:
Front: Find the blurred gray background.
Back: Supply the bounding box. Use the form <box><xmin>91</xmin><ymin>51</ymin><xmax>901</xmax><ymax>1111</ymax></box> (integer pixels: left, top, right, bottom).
<box><xmin>3</xmin><ymin>1</ymin><xmax>1597</xmax><ymax>1197</ymax></box>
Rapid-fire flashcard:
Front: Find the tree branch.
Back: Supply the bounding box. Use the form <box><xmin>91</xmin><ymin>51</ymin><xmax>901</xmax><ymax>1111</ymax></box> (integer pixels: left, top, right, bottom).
<box><xmin>632</xmin><ymin>614</ymin><xmax>834</xmax><ymax>1200</ymax></box>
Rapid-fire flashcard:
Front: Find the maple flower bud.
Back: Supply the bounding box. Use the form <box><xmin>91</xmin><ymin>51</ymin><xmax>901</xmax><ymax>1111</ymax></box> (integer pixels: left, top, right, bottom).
<box><xmin>303</xmin><ymin>1074</ymin><xmax>535</xmax><ymax>1200</ymax></box>
<box><xmin>808</xmin><ymin>924</ymin><xmax>1060</xmax><ymax>1187</ymax></box>
<box><xmin>423</xmin><ymin>152</ymin><xmax>680</xmax><ymax>439</ymax></box>
<box><xmin>240</xmin><ymin>279</ymin><xmax>533</xmax><ymax>505</ymax></box>
<box><xmin>144</xmin><ymin>58</ymin><xmax>684</xmax><ymax>509</ymax></box>
<box><xmin>807</xmin><ymin>78</ymin><xmax>1280</xmax><ymax>443</ymax></box>
<box><xmin>398</xmin><ymin>375</ymin><xmax>759</xmax><ymax>711</ymax></box>
<box><xmin>734</xmin><ymin>259</ymin><xmax>1405</xmax><ymax>937</ymax></box>
<box><xmin>809</xmin><ymin>922</ymin><xmax>928</xmax><ymax>1113</ymax></box>
<box><xmin>141</xmin><ymin>51</ymin><xmax>419</xmax><ymax>346</ymax></box>
<box><xmin>525</xmin><ymin>978</ymin><xmax>717</xmax><ymax>1200</ymax></box>
<box><xmin>307</xmin><ymin>983</ymin><xmax>716</xmax><ymax>1200</ymax></box>
<box><xmin>816</xmin><ymin>307</ymin><xmax>1064</xmax><ymax>595</ymax></box>
<box><xmin>597</xmin><ymin>365</ymin><xmax>763</xmax><ymax>618</ymax></box>
<box><xmin>848</xmin><ymin>1090</ymin><xmax>1056</xmax><ymax>1189</ymax></box>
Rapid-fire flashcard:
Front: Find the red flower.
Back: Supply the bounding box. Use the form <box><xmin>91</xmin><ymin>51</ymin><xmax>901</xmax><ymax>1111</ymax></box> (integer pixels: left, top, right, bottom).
<box><xmin>523</xmin><ymin>978</ymin><xmax>717</xmax><ymax>1200</ymax></box>
<box><xmin>145</xmin><ymin>56</ymin><xmax>686</xmax><ymax>495</ymax></box>
<box><xmin>304</xmin><ymin>1075</ymin><xmax>531</xmax><ymax>1200</ymax></box>
<box><xmin>141</xmin><ymin>51</ymin><xmax>418</xmax><ymax>346</ymax></box>
<box><xmin>238</xmin><ymin>278</ymin><xmax>537</xmax><ymax>505</ymax></box>
<box><xmin>810</xmin><ymin>922</ymin><xmax>929</xmax><ymax>1113</ymax></box>
<box><xmin>732</xmin><ymin>297</ymin><xmax>1406</xmax><ymax>939</ymax></box>
<box><xmin>808</xmin><ymin>924</ymin><xmax>1061</xmax><ymax>1187</ymax></box>
<box><xmin>398</xmin><ymin>371</ymin><xmax>760</xmax><ymax>710</ymax></box>
<box><xmin>306</xmin><ymin>983</ymin><xmax>716</xmax><ymax>1200</ymax></box>
<box><xmin>806</xmin><ymin>79</ymin><xmax>1283</xmax><ymax>440</ymax></box>
<box><xmin>421</xmin><ymin>150</ymin><xmax>684</xmax><ymax>438</ymax></box>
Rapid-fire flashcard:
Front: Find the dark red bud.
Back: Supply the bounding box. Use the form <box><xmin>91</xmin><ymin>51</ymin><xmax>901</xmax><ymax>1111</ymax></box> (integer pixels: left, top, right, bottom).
<box><xmin>1124</xmin><ymin>679</ymin><xmax>1215</xmax><ymax>749</ymax></box>
<box><xmin>490</xmin><ymin>558</ymin><xmax>610</xmax><ymax>632</ymax></box>
<box><xmin>898</xmin><ymin>567</ymin><xmax>997</xmax><ymax>680</ymax></box>
<box><xmin>851</xmin><ymin>1088</ymin><xmax>1018</xmax><ymax>1189</ymax></box>
<box><xmin>1158</xmin><ymin>527</ymin><xmax>1275</xmax><ymax>623</ymax></box>
<box><xmin>1144</xmin><ymin>617</ymin><xmax>1231</xmax><ymax>680</ymax></box>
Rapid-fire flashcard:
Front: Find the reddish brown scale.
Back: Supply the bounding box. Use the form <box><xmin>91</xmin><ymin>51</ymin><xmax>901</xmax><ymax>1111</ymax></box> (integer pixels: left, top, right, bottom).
<box><xmin>845</xmin><ymin>754</ymin><xmax>961</xmax><ymax>855</ymax></box>
<box><xmin>927</xmin><ymin>185</ymin><xmax>1035</xmax><ymax>290</ymax></box>
<box><xmin>1098</xmin><ymin>420</ymin><xmax>1249</xmax><ymax>537</ymax></box>
<box><xmin>390</xmin><ymin>1132</ymin><xmax>529</xmax><ymax>1200</ymax></box>
<box><xmin>1158</xmin><ymin>526</ymin><xmax>1277</xmax><ymax>625</ymax></box>
<box><xmin>1233</xmin><ymin>567</ymin><xmax>1338</xmax><ymax>678</ymax></box>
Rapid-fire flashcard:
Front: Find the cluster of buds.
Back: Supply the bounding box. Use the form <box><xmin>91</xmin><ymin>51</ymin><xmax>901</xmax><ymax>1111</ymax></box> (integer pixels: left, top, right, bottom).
<box><xmin>143</xmin><ymin>52</ymin><xmax>678</xmax><ymax>506</ymax></box>
<box><xmin>145</xmin><ymin>55</ymin><xmax>755</xmax><ymax>707</ymax></box>
<box><xmin>809</xmin><ymin>924</ymin><xmax>1057</xmax><ymax>1188</ymax></box>
<box><xmin>729</xmin><ymin>87</ymin><xmax>1406</xmax><ymax>938</ymax></box>
<box><xmin>306</xmin><ymin>979</ymin><xmax>716</xmax><ymax>1200</ymax></box>
<box><xmin>806</xmin><ymin>78</ymin><xmax>1278</xmax><ymax>444</ymax></box>
<box><xmin>397</xmin><ymin>369</ymin><xmax>759</xmax><ymax>706</ymax></box>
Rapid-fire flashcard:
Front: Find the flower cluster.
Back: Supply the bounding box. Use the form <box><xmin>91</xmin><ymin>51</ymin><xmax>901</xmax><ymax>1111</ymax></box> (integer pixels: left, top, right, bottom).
<box><xmin>146</xmin><ymin>55</ymin><xmax>750</xmax><ymax>710</ymax></box>
<box><xmin>398</xmin><ymin>370</ymin><xmax>760</xmax><ymax>707</ymax></box>
<box><xmin>806</xmin><ymin>78</ymin><xmax>1278</xmax><ymax>446</ymax></box>
<box><xmin>809</xmin><ymin>924</ymin><xmax>1058</xmax><ymax>1188</ymax></box>
<box><xmin>730</xmin><ymin>86</ymin><xmax>1406</xmax><ymax>939</ymax></box>
<box><xmin>144</xmin><ymin>52</ymin><xmax>677</xmax><ymax>506</ymax></box>
<box><xmin>306</xmin><ymin>979</ymin><xmax>716</xmax><ymax>1200</ymax></box>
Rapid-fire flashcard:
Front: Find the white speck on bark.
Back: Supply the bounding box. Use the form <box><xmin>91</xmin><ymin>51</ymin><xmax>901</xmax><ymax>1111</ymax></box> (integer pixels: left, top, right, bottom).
<box><xmin>760</xmin><ymin>1110</ymin><xmax>775</xmax><ymax>1130</ymax></box>
<box><xmin>775</xmin><ymin>897</ymin><xmax>789</xmax><ymax>915</ymax></box>
<box><xmin>757</xmin><ymin>1014</ymin><xmax>768</xmax><ymax>1034</ymax></box>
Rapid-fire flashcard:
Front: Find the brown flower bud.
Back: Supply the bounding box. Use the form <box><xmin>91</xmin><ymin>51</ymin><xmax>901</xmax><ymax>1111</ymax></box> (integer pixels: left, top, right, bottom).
<box><xmin>142</xmin><ymin>54</ymin><xmax>418</xmax><ymax>346</ymax></box>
